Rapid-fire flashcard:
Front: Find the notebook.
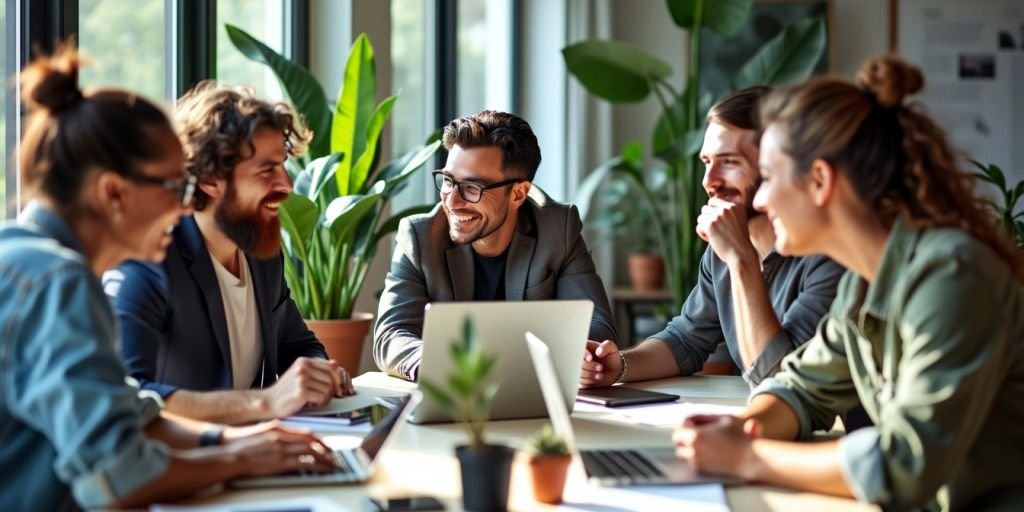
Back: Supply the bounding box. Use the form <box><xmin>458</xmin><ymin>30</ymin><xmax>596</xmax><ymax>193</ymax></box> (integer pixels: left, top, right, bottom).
<box><xmin>525</xmin><ymin>332</ymin><xmax>742</xmax><ymax>486</ymax></box>
<box><xmin>410</xmin><ymin>300</ymin><xmax>593</xmax><ymax>424</ymax></box>
<box><xmin>230</xmin><ymin>392</ymin><xmax>420</xmax><ymax>488</ymax></box>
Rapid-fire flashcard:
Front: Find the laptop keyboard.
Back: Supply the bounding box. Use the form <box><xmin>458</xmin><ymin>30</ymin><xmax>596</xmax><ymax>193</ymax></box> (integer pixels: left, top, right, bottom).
<box><xmin>580</xmin><ymin>449</ymin><xmax>667</xmax><ymax>484</ymax></box>
<box><xmin>295</xmin><ymin>450</ymin><xmax>355</xmax><ymax>477</ymax></box>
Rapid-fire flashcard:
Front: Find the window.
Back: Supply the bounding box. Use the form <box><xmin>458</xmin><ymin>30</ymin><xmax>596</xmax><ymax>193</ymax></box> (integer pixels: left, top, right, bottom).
<box><xmin>391</xmin><ymin>0</ymin><xmax>433</xmax><ymax>208</ymax></box>
<box><xmin>456</xmin><ymin>0</ymin><xmax>513</xmax><ymax>116</ymax></box>
<box><xmin>216</xmin><ymin>0</ymin><xmax>285</xmax><ymax>100</ymax></box>
<box><xmin>1</xmin><ymin>0</ymin><xmax>7</xmax><ymax>218</ymax></box>
<box><xmin>78</xmin><ymin>0</ymin><xmax>169</xmax><ymax>102</ymax></box>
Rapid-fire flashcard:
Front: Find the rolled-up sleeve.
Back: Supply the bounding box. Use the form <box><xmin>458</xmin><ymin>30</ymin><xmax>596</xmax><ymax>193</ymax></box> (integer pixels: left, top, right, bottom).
<box><xmin>11</xmin><ymin>269</ymin><xmax>169</xmax><ymax>508</ymax></box>
<box><xmin>838</xmin><ymin>427</ymin><xmax>889</xmax><ymax>503</ymax></box>
<box><xmin>743</xmin><ymin>256</ymin><xmax>845</xmax><ymax>386</ymax></box>
<box><xmin>653</xmin><ymin>248</ymin><xmax>724</xmax><ymax>376</ymax></box>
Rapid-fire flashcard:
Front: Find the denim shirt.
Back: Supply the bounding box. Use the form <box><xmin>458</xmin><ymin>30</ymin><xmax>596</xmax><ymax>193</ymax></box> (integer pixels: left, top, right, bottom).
<box><xmin>0</xmin><ymin>203</ymin><xmax>169</xmax><ymax>511</ymax></box>
<box><xmin>754</xmin><ymin>218</ymin><xmax>1024</xmax><ymax>511</ymax></box>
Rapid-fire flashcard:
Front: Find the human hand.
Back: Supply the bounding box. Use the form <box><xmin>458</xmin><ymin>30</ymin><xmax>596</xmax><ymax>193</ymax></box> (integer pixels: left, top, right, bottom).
<box><xmin>579</xmin><ymin>339</ymin><xmax>623</xmax><ymax>388</ymax></box>
<box><xmin>672</xmin><ymin>414</ymin><xmax>760</xmax><ymax>479</ymax></box>
<box><xmin>696</xmin><ymin>197</ymin><xmax>757</xmax><ymax>266</ymax></box>
<box><xmin>221</xmin><ymin>421</ymin><xmax>336</xmax><ymax>476</ymax></box>
<box><xmin>333</xmin><ymin>361</ymin><xmax>356</xmax><ymax>397</ymax></box>
<box><xmin>262</xmin><ymin>357</ymin><xmax>342</xmax><ymax>417</ymax></box>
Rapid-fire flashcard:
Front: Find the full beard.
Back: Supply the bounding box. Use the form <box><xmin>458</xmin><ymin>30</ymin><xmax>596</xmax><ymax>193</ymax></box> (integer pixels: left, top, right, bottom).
<box><xmin>215</xmin><ymin>186</ymin><xmax>288</xmax><ymax>260</ymax></box>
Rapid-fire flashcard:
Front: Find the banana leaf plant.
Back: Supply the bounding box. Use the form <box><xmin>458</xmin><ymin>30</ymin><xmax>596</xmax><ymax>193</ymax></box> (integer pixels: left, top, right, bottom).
<box><xmin>565</xmin><ymin>0</ymin><xmax>826</xmax><ymax>311</ymax></box>
<box><xmin>228</xmin><ymin>27</ymin><xmax>441</xmax><ymax>319</ymax></box>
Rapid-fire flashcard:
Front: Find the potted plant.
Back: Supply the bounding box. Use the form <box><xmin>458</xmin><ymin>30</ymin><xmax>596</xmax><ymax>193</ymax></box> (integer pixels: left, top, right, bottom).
<box><xmin>227</xmin><ymin>27</ymin><xmax>441</xmax><ymax>373</ymax></box>
<box><xmin>419</xmin><ymin>318</ymin><xmax>513</xmax><ymax>512</ymax></box>
<box><xmin>524</xmin><ymin>423</ymin><xmax>572</xmax><ymax>505</ymax></box>
<box><xmin>566</xmin><ymin>0</ymin><xmax>827</xmax><ymax>311</ymax></box>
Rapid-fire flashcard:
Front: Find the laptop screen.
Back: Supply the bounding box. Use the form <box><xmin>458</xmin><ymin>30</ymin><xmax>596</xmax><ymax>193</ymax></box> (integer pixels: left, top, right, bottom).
<box><xmin>359</xmin><ymin>395</ymin><xmax>412</xmax><ymax>460</ymax></box>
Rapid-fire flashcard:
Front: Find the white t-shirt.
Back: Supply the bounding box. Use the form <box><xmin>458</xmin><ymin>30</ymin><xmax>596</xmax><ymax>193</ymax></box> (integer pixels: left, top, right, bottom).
<box><xmin>210</xmin><ymin>249</ymin><xmax>263</xmax><ymax>389</ymax></box>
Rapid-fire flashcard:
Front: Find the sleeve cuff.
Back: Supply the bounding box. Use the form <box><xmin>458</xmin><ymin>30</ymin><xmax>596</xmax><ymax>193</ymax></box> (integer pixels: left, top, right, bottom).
<box><xmin>742</xmin><ymin>331</ymin><xmax>794</xmax><ymax>386</ymax></box>
<box><xmin>838</xmin><ymin>426</ymin><xmax>890</xmax><ymax>504</ymax></box>
<box><xmin>750</xmin><ymin>378</ymin><xmax>814</xmax><ymax>440</ymax></box>
<box><xmin>69</xmin><ymin>435</ymin><xmax>170</xmax><ymax>509</ymax></box>
<box><xmin>138</xmin><ymin>379</ymin><xmax>179</xmax><ymax>399</ymax></box>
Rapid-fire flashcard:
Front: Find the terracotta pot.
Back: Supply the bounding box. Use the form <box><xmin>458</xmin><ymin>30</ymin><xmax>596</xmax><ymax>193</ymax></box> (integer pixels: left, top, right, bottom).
<box><xmin>528</xmin><ymin>453</ymin><xmax>571</xmax><ymax>504</ymax></box>
<box><xmin>305</xmin><ymin>312</ymin><xmax>373</xmax><ymax>375</ymax></box>
<box><xmin>628</xmin><ymin>253</ymin><xmax>665</xmax><ymax>291</ymax></box>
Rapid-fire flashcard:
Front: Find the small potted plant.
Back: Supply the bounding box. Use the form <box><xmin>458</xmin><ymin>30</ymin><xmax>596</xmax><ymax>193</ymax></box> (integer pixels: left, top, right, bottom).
<box><xmin>524</xmin><ymin>423</ymin><xmax>572</xmax><ymax>504</ymax></box>
<box><xmin>419</xmin><ymin>318</ymin><xmax>513</xmax><ymax>511</ymax></box>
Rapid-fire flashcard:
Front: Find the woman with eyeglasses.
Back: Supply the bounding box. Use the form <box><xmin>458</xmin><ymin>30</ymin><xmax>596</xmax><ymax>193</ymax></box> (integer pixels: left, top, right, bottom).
<box><xmin>0</xmin><ymin>46</ymin><xmax>336</xmax><ymax>510</ymax></box>
<box><xmin>672</xmin><ymin>55</ymin><xmax>1024</xmax><ymax>511</ymax></box>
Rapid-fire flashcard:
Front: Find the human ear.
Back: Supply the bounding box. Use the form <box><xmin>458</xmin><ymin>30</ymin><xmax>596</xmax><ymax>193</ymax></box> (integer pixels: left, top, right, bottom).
<box><xmin>198</xmin><ymin>179</ymin><xmax>225</xmax><ymax>201</ymax></box>
<box><xmin>95</xmin><ymin>171</ymin><xmax>127</xmax><ymax>218</ymax></box>
<box><xmin>808</xmin><ymin>159</ymin><xmax>835</xmax><ymax>207</ymax></box>
<box><xmin>510</xmin><ymin>180</ymin><xmax>531</xmax><ymax>208</ymax></box>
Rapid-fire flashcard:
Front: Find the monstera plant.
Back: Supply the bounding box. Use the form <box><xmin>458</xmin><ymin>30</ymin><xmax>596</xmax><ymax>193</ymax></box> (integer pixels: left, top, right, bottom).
<box><xmin>565</xmin><ymin>0</ymin><xmax>826</xmax><ymax>311</ymax></box>
<box><xmin>228</xmin><ymin>27</ymin><xmax>440</xmax><ymax>371</ymax></box>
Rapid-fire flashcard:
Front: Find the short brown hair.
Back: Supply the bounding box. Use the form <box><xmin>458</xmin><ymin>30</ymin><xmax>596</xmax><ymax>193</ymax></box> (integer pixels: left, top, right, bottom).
<box><xmin>175</xmin><ymin>81</ymin><xmax>310</xmax><ymax>210</ymax></box>
<box><xmin>707</xmin><ymin>86</ymin><xmax>771</xmax><ymax>137</ymax></box>
<box><xmin>442</xmin><ymin>110</ymin><xmax>542</xmax><ymax>181</ymax></box>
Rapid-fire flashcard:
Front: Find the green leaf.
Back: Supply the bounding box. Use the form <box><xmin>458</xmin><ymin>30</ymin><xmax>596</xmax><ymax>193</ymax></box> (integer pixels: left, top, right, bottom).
<box><xmin>372</xmin><ymin>205</ymin><xmax>435</xmax><ymax>246</ymax></box>
<box><xmin>350</xmin><ymin>95</ymin><xmax>398</xmax><ymax>194</ymax></box>
<box><xmin>667</xmin><ymin>0</ymin><xmax>753</xmax><ymax>36</ymax></box>
<box><xmin>380</xmin><ymin>141</ymin><xmax>443</xmax><ymax>197</ymax></box>
<box><xmin>304</xmin><ymin>152</ymin><xmax>345</xmax><ymax>207</ymax></box>
<box><xmin>562</xmin><ymin>40</ymin><xmax>672</xmax><ymax>103</ymax></box>
<box><xmin>419</xmin><ymin>379</ymin><xmax>455</xmax><ymax>409</ymax></box>
<box><xmin>324</xmin><ymin>192</ymin><xmax>380</xmax><ymax>244</ymax></box>
<box><xmin>278</xmin><ymin>194</ymin><xmax>319</xmax><ymax>266</ymax></box>
<box><xmin>731</xmin><ymin>17</ymin><xmax>827</xmax><ymax>90</ymax></box>
<box><xmin>574</xmin><ymin>156</ymin><xmax>624</xmax><ymax>220</ymax></box>
<box><xmin>986</xmin><ymin>164</ymin><xmax>1007</xmax><ymax>190</ymax></box>
<box><xmin>332</xmin><ymin>33</ymin><xmax>378</xmax><ymax>196</ymax></box>
<box><xmin>225</xmin><ymin>24</ymin><xmax>332</xmax><ymax>158</ymax></box>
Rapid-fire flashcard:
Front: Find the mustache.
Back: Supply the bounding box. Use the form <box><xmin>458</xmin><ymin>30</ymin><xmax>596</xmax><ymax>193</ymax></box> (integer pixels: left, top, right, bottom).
<box><xmin>262</xmin><ymin>191</ymin><xmax>290</xmax><ymax>205</ymax></box>
<box><xmin>709</xmin><ymin>187</ymin><xmax>742</xmax><ymax>199</ymax></box>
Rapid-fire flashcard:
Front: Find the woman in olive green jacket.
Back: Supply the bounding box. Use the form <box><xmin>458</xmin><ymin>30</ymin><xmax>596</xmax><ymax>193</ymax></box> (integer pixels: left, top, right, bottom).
<box><xmin>673</xmin><ymin>55</ymin><xmax>1024</xmax><ymax>511</ymax></box>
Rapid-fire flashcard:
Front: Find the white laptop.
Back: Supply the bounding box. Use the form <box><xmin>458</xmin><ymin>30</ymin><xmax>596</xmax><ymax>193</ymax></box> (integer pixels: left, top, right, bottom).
<box><xmin>231</xmin><ymin>391</ymin><xmax>420</xmax><ymax>488</ymax></box>
<box><xmin>410</xmin><ymin>300</ymin><xmax>593</xmax><ymax>424</ymax></box>
<box><xmin>525</xmin><ymin>332</ymin><xmax>742</xmax><ymax>486</ymax></box>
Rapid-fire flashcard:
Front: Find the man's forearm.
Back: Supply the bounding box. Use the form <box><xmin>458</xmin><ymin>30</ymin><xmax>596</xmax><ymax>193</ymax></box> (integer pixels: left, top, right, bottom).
<box><xmin>622</xmin><ymin>339</ymin><xmax>683</xmax><ymax>382</ymax></box>
<box><xmin>742</xmin><ymin>393</ymin><xmax>801</xmax><ymax>440</ymax></box>
<box><xmin>729</xmin><ymin>258</ymin><xmax>784</xmax><ymax>368</ymax></box>
<box><xmin>163</xmin><ymin>389</ymin><xmax>272</xmax><ymax>425</ymax></box>
<box><xmin>744</xmin><ymin>438</ymin><xmax>853</xmax><ymax>498</ymax></box>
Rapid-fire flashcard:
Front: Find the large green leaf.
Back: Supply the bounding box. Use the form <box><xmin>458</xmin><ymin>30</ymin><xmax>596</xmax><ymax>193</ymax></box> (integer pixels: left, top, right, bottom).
<box><xmin>732</xmin><ymin>17</ymin><xmax>827</xmax><ymax>90</ymax></box>
<box><xmin>225</xmin><ymin>24</ymin><xmax>332</xmax><ymax>158</ymax></box>
<box><xmin>563</xmin><ymin>40</ymin><xmax>672</xmax><ymax>103</ymax></box>
<box><xmin>278</xmin><ymin>194</ymin><xmax>320</xmax><ymax>265</ymax></box>
<box><xmin>332</xmin><ymin>34</ymin><xmax>378</xmax><ymax>196</ymax></box>
<box><xmin>325</xmin><ymin>184</ymin><xmax>384</xmax><ymax>243</ymax></box>
<box><xmin>350</xmin><ymin>95</ymin><xmax>397</xmax><ymax>194</ymax></box>
<box><xmin>371</xmin><ymin>205</ymin><xmax>435</xmax><ymax>250</ymax></box>
<box><xmin>667</xmin><ymin>0</ymin><xmax>753</xmax><ymax>36</ymax></box>
<box><xmin>574</xmin><ymin>156</ymin><xmax>627</xmax><ymax>220</ymax></box>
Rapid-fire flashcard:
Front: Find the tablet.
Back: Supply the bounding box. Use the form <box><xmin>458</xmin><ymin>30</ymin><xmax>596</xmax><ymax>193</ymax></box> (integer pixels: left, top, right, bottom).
<box><xmin>576</xmin><ymin>386</ymin><xmax>680</xmax><ymax>407</ymax></box>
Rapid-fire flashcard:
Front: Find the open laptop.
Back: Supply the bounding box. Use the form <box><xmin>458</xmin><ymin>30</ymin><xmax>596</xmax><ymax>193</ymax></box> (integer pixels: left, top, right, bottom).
<box><xmin>526</xmin><ymin>332</ymin><xmax>741</xmax><ymax>486</ymax></box>
<box><xmin>231</xmin><ymin>391</ymin><xmax>420</xmax><ymax>488</ymax></box>
<box><xmin>410</xmin><ymin>300</ymin><xmax>593</xmax><ymax>424</ymax></box>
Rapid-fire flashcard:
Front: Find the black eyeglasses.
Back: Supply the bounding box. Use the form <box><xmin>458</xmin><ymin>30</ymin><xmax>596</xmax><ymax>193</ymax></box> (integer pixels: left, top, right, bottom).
<box><xmin>123</xmin><ymin>172</ymin><xmax>197</xmax><ymax>208</ymax></box>
<box><xmin>432</xmin><ymin>171</ymin><xmax>523</xmax><ymax>204</ymax></box>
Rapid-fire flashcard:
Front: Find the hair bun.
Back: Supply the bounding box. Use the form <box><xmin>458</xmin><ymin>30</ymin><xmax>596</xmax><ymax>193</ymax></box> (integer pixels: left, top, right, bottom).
<box><xmin>856</xmin><ymin>55</ymin><xmax>923</xmax><ymax>109</ymax></box>
<box><xmin>19</xmin><ymin>44</ymin><xmax>85</xmax><ymax>113</ymax></box>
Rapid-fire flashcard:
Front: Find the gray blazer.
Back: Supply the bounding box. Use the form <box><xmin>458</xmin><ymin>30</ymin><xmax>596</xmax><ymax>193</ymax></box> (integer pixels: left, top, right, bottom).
<box><xmin>373</xmin><ymin>189</ymin><xmax>617</xmax><ymax>380</ymax></box>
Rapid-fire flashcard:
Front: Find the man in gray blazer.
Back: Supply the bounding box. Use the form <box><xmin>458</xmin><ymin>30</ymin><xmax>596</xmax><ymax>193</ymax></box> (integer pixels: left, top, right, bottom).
<box><xmin>374</xmin><ymin>110</ymin><xmax>617</xmax><ymax>381</ymax></box>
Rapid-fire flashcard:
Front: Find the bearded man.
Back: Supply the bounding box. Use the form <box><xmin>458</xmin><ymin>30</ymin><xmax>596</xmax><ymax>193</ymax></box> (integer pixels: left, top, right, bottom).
<box><xmin>580</xmin><ymin>87</ymin><xmax>846</xmax><ymax>391</ymax></box>
<box><xmin>105</xmin><ymin>83</ymin><xmax>354</xmax><ymax>425</ymax></box>
<box><xmin>373</xmin><ymin>110</ymin><xmax>617</xmax><ymax>381</ymax></box>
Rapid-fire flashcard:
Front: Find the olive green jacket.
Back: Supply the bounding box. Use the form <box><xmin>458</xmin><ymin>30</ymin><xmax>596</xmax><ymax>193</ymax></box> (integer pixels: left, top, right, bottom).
<box><xmin>754</xmin><ymin>219</ymin><xmax>1024</xmax><ymax>511</ymax></box>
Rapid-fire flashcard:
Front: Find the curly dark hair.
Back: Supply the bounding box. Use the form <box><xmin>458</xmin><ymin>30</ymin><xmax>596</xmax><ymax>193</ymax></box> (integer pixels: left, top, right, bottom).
<box><xmin>175</xmin><ymin>81</ymin><xmax>310</xmax><ymax>210</ymax></box>
<box><xmin>761</xmin><ymin>55</ymin><xmax>1024</xmax><ymax>282</ymax></box>
<box><xmin>442</xmin><ymin>110</ymin><xmax>541</xmax><ymax>181</ymax></box>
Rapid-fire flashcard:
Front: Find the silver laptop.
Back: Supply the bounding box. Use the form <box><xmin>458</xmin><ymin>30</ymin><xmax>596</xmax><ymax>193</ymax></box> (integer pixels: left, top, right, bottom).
<box><xmin>410</xmin><ymin>300</ymin><xmax>593</xmax><ymax>424</ymax></box>
<box><xmin>231</xmin><ymin>392</ymin><xmax>420</xmax><ymax>487</ymax></box>
<box><xmin>525</xmin><ymin>332</ymin><xmax>741</xmax><ymax>486</ymax></box>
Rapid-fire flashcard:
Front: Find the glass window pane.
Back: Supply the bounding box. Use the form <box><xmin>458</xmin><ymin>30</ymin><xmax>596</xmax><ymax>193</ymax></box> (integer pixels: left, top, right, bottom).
<box><xmin>391</xmin><ymin>0</ymin><xmax>432</xmax><ymax>208</ymax></box>
<box><xmin>457</xmin><ymin>0</ymin><xmax>512</xmax><ymax>116</ymax></box>
<box><xmin>78</xmin><ymin>0</ymin><xmax>168</xmax><ymax>102</ymax></box>
<box><xmin>217</xmin><ymin>0</ymin><xmax>284</xmax><ymax>100</ymax></box>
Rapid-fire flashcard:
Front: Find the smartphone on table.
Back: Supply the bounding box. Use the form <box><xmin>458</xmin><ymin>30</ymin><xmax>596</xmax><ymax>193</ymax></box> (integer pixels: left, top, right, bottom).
<box><xmin>365</xmin><ymin>496</ymin><xmax>446</xmax><ymax>512</ymax></box>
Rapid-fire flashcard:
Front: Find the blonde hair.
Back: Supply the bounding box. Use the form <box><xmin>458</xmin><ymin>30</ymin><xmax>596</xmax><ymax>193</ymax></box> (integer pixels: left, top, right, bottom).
<box><xmin>760</xmin><ymin>55</ymin><xmax>1024</xmax><ymax>281</ymax></box>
